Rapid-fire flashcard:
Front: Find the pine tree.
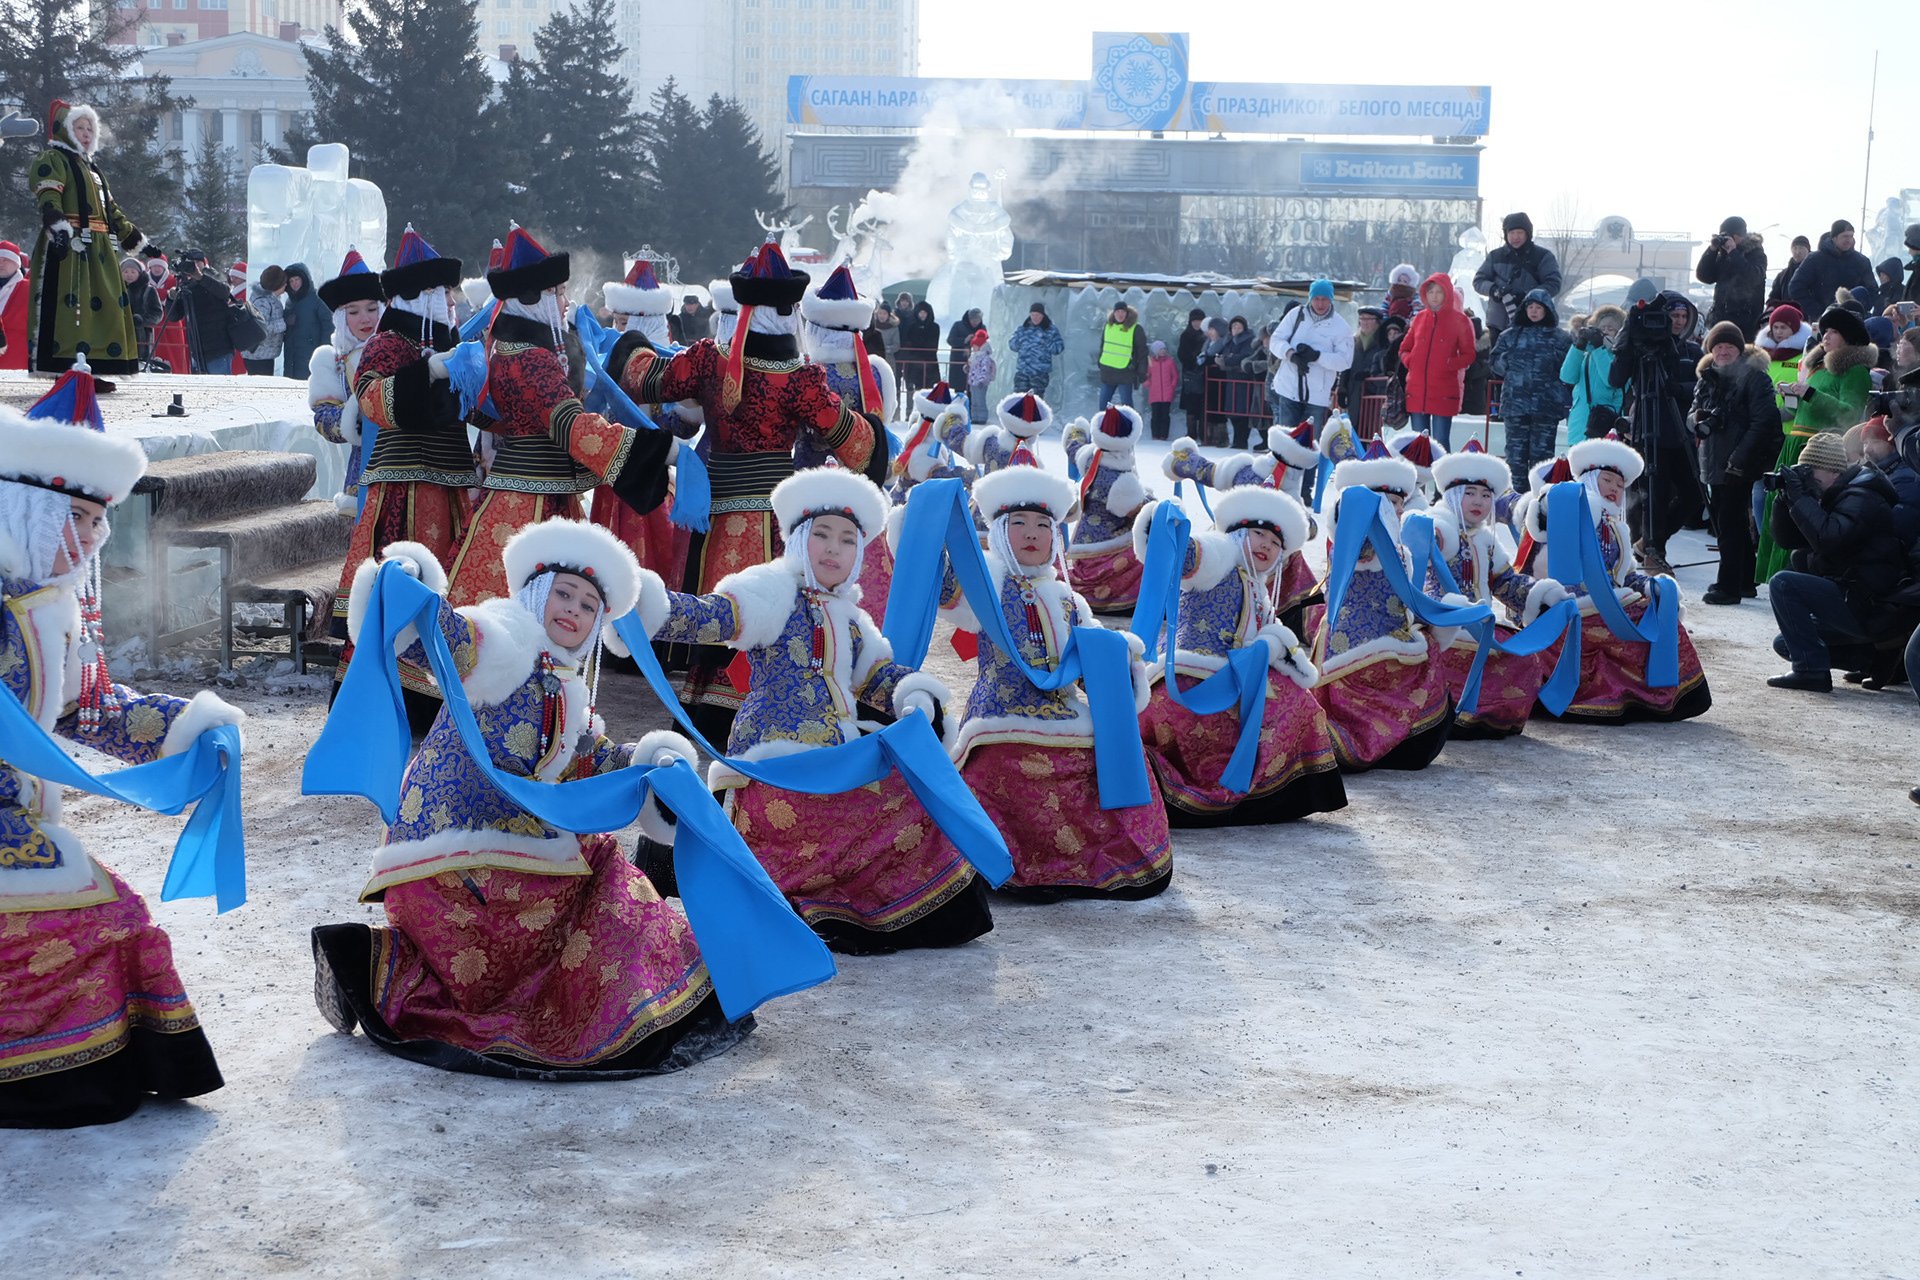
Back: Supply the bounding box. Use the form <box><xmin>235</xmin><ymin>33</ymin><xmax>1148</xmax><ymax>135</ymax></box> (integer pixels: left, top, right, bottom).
<box><xmin>693</xmin><ymin>94</ymin><xmax>785</xmax><ymax>279</ymax></box>
<box><xmin>178</xmin><ymin>131</ymin><xmax>246</xmax><ymax>267</ymax></box>
<box><xmin>0</xmin><ymin>0</ymin><xmax>185</xmax><ymax>247</ymax></box>
<box><xmin>633</xmin><ymin>77</ymin><xmax>704</xmax><ymax>270</ymax></box>
<box><xmin>503</xmin><ymin>0</ymin><xmax>644</xmax><ymax>253</ymax></box>
<box><xmin>292</xmin><ymin>0</ymin><xmax>502</xmax><ymax>264</ymax></box>
<box><xmin>633</xmin><ymin>81</ymin><xmax>781</xmax><ymax>282</ymax></box>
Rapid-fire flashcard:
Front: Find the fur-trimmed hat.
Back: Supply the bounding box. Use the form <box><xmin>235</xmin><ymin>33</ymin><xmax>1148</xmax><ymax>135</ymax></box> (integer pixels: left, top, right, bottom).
<box><xmin>972</xmin><ymin>464</ymin><xmax>1076</xmax><ymax>525</ymax></box>
<box><xmin>1431</xmin><ymin>439</ymin><xmax>1512</xmax><ymax>494</ymax></box>
<box><xmin>603</xmin><ymin>259</ymin><xmax>672</xmax><ymax>316</ymax></box>
<box><xmin>502</xmin><ymin>518</ymin><xmax>642</xmax><ymax>620</ymax></box>
<box><xmin>1386</xmin><ymin>428</ymin><xmax>1447</xmax><ymax>482</ymax></box>
<box><xmin>1330</xmin><ymin>440</ymin><xmax>1418</xmax><ymax>498</ymax></box>
<box><xmin>769</xmin><ymin>466</ymin><xmax>888</xmax><ymax>540</ymax></box>
<box><xmin>707</xmin><ymin>277</ymin><xmax>737</xmax><ymax>315</ymax></box>
<box><xmin>912</xmin><ymin>381</ymin><xmax>958</xmax><ymax>421</ymax></box>
<box><xmin>1088</xmin><ymin>403</ymin><xmax>1142</xmax><ymax>452</ymax></box>
<box><xmin>381</xmin><ymin>224</ymin><xmax>462</xmax><ymax>299</ymax></box>
<box><xmin>1817</xmin><ymin>305</ymin><xmax>1870</xmax><ymax>349</ymax></box>
<box><xmin>730</xmin><ymin>241</ymin><xmax>809</xmax><ymax>312</ymax></box>
<box><xmin>1568</xmin><ymin>433</ymin><xmax>1644</xmax><ymax>485</ymax></box>
<box><xmin>1211</xmin><ymin>486</ymin><xmax>1310</xmax><ymax>555</ymax></box>
<box><xmin>799</xmin><ymin>263</ymin><xmax>874</xmax><ymax>331</ymax></box>
<box><xmin>1268</xmin><ymin>419</ymin><xmax>1319</xmax><ymax>469</ymax></box>
<box><xmin>318</xmin><ymin>248</ymin><xmax>383</xmax><ymax>310</ymax></box>
<box><xmin>487</xmin><ymin>224</ymin><xmax>570</xmax><ymax>300</ymax></box>
<box><xmin>0</xmin><ymin>360</ymin><xmax>146</xmax><ymax>506</ymax></box>
<box><xmin>995</xmin><ymin>391</ymin><xmax>1053</xmax><ymax>439</ymax></box>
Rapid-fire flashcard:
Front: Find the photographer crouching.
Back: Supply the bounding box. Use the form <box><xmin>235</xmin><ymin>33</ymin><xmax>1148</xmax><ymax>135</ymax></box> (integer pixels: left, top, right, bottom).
<box><xmin>1607</xmin><ymin>291</ymin><xmax>1703</xmax><ymax>574</ymax></box>
<box><xmin>1690</xmin><ymin>322</ymin><xmax>1783</xmax><ymax>604</ymax></box>
<box><xmin>1763</xmin><ymin>431</ymin><xmax>1905</xmax><ymax>691</ymax></box>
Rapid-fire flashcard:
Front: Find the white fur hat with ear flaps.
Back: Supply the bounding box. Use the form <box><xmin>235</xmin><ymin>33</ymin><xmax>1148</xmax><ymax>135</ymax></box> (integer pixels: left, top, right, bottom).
<box><xmin>769</xmin><ymin>466</ymin><xmax>889</xmax><ymax>542</ymax></box>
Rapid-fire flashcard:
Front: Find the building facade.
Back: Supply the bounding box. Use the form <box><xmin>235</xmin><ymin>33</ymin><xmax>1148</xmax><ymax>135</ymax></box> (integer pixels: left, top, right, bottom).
<box><xmin>110</xmin><ymin>0</ymin><xmax>341</xmax><ymax>47</ymax></box>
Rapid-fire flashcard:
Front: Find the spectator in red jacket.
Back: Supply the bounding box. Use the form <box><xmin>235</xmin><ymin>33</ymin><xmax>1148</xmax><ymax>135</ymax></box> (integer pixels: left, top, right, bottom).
<box><xmin>1398</xmin><ymin>272</ymin><xmax>1477</xmax><ymax>447</ymax></box>
<box><xmin>0</xmin><ymin>240</ymin><xmax>27</xmax><ymax>370</ymax></box>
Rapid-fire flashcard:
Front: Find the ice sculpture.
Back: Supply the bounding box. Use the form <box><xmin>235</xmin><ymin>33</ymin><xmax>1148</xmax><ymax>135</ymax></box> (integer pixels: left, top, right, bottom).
<box><xmin>826</xmin><ymin>190</ymin><xmax>899</xmax><ymax>299</ymax></box>
<box><xmin>1449</xmin><ymin>226</ymin><xmax>1488</xmax><ymax>323</ymax></box>
<box><xmin>247</xmin><ymin>143</ymin><xmax>388</xmax><ymax>281</ymax></box>
<box><xmin>926</xmin><ymin>173</ymin><xmax>1013</xmax><ymax>332</ymax></box>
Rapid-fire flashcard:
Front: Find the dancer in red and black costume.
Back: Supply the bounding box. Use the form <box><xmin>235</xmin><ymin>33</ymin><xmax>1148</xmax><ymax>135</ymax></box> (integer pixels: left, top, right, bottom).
<box><xmin>608</xmin><ymin>242</ymin><xmax>884</xmax><ymax>739</ymax></box>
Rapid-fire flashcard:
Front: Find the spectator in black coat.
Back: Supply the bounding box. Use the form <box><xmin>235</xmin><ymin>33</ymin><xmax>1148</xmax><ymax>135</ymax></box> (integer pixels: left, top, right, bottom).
<box><xmin>1788</xmin><ymin>222</ymin><xmax>1876</xmax><ymax>324</ymax></box>
<box><xmin>1609</xmin><ymin>291</ymin><xmax>1704</xmax><ymax>572</ymax></box>
<box><xmin>946</xmin><ymin>308</ymin><xmax>983</xmax><ymax>391</ymax></box>
<box><xmin>669</xmin><ymin>294</ymin><xmax>711</xmax><ymax>344</ymax></box>
<box><xmin>1691</xmin><ymin>322</ymin><xmax>1783</xmax><ymax>603</ymax></box>
<box><xmin>1903</xmin><ymin>224</ymin><xmax>1920</xmax><ymax>306</ymax></box>
<box><xmin>1766</xmin><ymin>236</ymin><xmax>1811</xmax><ymax>310</ymax></box>
<box><xmin>120</xmin><ymin>256</ymin><xmax>162</xmax><ymax>359</ymax></box>
<box><xmin>1341</xmin><ymin>306</ymin><xmax>1392</xmax><ymax>412</ymax></box>
<box><xmin>1473</xmin><ymin>211</ymin><xmax>1563</xmax><ymax>335</ymax></box>
<box><xmin>1863</xmin><ymin>416</ymin><xmax>1920</xmax><ymax>541</ymax></box>
<box><xmin>1176</xmin><ymin>308</ymin><xmax>1209</xmax><ymax>439</ymax></box>
<box><xmin>1765</xmin><ymin>429</ymin><xmax>1906</xmax><ymax>690</ymax></box>
<box><xmin>1876</xmin><ymin>258</ymin><xmax>1906</xmax><ymax>313</ymax></box>
<box><xmin>898</xmin><ymin>301</ymin><xmax>941</xmax><ymax>393</ymax></box>
<box><xmin>1695</xmin><ymin>217</ymin><xmax>1769</xmax><ymax>340</ymax></box>
<box><xmin>164</xmin><ymin>250</ymin><xmax>237</xmax><ymax>374</ymax></box>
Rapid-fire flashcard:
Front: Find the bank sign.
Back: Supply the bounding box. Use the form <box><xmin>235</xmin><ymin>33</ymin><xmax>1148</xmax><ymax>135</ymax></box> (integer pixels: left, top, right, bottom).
<box><xmin>1299</xmin><ymin>152</ymin><xmax>1481</xmax><ymax>192</ymax></box>
<box><xmin>787</xmin><ymin>32</ymin><xmax>1490</xmax><ymax>138</ymax></box>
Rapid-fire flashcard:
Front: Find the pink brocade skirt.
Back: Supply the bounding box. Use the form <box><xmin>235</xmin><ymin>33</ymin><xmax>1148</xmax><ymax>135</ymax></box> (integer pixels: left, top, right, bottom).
<box><xmin>590</xmin><ymin>480</ymin><xmax>689</xmax><ymax>590</ymax></box>
<box><xmin>0</xmin><ymin>866</ymin><xmax>206</xmax><ymax>1084</ymax></box>
<box><xmin>1069</xmin><ymin>543</ymin><xmax>1145</xmax><ymax>613</ymax></box>
<box><xmin>1436</xmin><ymin>633</ymin><xmax>1546</xmax><ymax>736</ymax></box>
<box><xmin>371</xmin><ymin>835</ymin><xmax>712</xmax><ymax>1067</ymax></box>
<box><xmin>856</xmin><ymin>535</ymin><xmax>894</xmax><ymax>614</ymax></box>
<box><xmin>1554</xmin><ymin>608</ymin><xmax>1711</xmax><ymax>722</ymax></box>
<box><xmin>960</xmin><ymin>742</ymin><xmax>1172</xmax><ymax>893</ymax></box>
<box><xmin>1277</xmin><ymin>551</ymin><xmax>1318</xmax><ymax>614</ymax></box>
<box><xmin>725</xmin><ymin>777</ymin><xmax>976</xmax><ymax>932</ymax></box>
<box><xmin>1140</xmin><ymin>669</ymin><xmax>1343</xmax><ymax>821</ymax></box>
<box><xmin>1314</xmin><ymin>642</ymin><xmax>1453</xmax><ymax>771</ymax></box>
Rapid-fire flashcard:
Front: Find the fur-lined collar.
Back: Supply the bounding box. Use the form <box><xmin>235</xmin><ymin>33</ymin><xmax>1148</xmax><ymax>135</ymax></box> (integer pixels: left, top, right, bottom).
<box><xmin>1820</xmin><ymin>340</ymin><xmax>1878</xmax><ymax>376</ymax></box>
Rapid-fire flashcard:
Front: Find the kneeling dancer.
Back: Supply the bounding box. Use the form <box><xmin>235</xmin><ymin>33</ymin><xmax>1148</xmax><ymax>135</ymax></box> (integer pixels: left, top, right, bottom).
<box><xmin>312</xmin><ymin>518</ymin><xmax>746</xmax><ymax>1078</ymax></box>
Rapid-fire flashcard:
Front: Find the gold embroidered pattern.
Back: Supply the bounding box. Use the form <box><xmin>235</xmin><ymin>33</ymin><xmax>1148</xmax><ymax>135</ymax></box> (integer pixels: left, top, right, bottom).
<box><xmin>124</xmin><ymin>704</ymin><xmax>167</xmax><ymax>744</ymax></box>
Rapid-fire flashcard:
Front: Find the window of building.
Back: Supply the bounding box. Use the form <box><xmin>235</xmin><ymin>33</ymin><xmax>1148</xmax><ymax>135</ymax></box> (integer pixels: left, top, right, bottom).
<box><xmin>745</xmin><ymin>17</ymin><xmax>758</xmax><ymax>31</ymax></box>
<box><xmin>745</xmin><ymin>70</ymin><xmax>759</xmax><ymax>84</ymax></box>
<box><xmin>496</xmin><ymin>18</ymin><xmax>511</xmax><ymax>35</ymax></box>
<box><xmin>199</xmin><ymin>0</ymin><xmax>227</xmax><ymax>9</ymax></box>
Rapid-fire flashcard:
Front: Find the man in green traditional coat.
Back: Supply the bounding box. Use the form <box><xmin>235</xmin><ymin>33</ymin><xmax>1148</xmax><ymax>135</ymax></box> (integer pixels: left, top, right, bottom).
<box><xmin>28</xmin><ymin>100</ymin><xmax>148</xmax><ymax>379</ymax></box>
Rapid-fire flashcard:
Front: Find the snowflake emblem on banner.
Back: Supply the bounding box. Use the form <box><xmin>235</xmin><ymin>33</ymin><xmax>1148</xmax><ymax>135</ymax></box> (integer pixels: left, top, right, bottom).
<box><xmin>1094</xmin><ymin>35</ymin><xmax>1180</xmax><ymax>127</ymax></box>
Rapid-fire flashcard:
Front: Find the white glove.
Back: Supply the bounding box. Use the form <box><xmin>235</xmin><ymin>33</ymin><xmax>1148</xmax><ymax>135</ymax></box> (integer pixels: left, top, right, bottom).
<box><xmin>1257</xmin><ymin>622</ymin><xmax>1318</xmax><ymax>689</ymax></box>
<box><xmin>891</xmin><ymin>671</ymin><xmax>949</xmax><ymax>723</ymax></box>
<box><xmin>425</xmin><ymin>350</ymin><xmax>452</xmax><ymax>382</ymax></box>
<box><xmin>898</xmin><ymin>689</ymin><xmax>937</xmax><ymax>720</ymax></box>
<box><xmin>159</xmin><ymin>690</ymin><xmax>248</xmax><ymax>759</ymax></box>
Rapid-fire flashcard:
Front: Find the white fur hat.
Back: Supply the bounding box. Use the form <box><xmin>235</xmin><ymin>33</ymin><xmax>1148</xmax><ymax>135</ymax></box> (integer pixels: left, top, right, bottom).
<box><xmin>1211</xmin><ymin>486</ymin><xmax>1310</xmax><ymax>555</ymax></box>
<box><xmin>1386</xmin><ymin>427</ymin><xmax>1447</xmax><ymax>481</ymax></box>
<box><xmin>1431</xmin><ymin>441</ymin><xmax>1512</xmax><ymax>494</ymax></box>
<box><xmin>995</xmin><ymin>391</ymin><xmax>1053</xmax><ymax>439</ymax></box>
<box><xmin>911</xmin><ymin>381</ymin><xmax>959</xmax><ymax>421</ymax></box>
<box><xmin>461</xmin><ymin>277</ymin><xmax>491</xmax><ymax>312</ymax></box>
<box><xmin>1088</xmin><ymin>403</ymin><xmax>1142</xmax><ymax>452</ymax></box>
<box><xmin>603</xmin><ymin>260</ymin><xmax>673</xmax><ymax>317</ymax></box>
<box><xmin>1268</xmin><ymin>420</ymin><xmax>1319</xmax><ymax>469</ymax></box>
<box><xmin>770</xmin><ymin>467</ymin><xmax>888</xmax><ymax>540</ymax></box>
<box><xmin>707</xmin><ymin>277</ymin><xmax>737</xmax><ymax>315</ymax></box>
<box><xmin>502</xmin><ymin>518</ymin><xmax>643</xmax><ymax>620</ymax></box>
<box><xmin>0</xmin><ymin>371</ymin><xmax>147</xmax><ymax>507</ymax></box>
<box><xmin>972</xmin><ymin>464</ymin><xmax>1076</xmax><ymax>525</ymax></box>
<box><xmin>798</xmin><ymin>264</ymin><xmax>874</xmax><ymax>332</ymax></box>
<box><xmin>1330</xmin><ymin>449</ymin><xmax>1419</xmax><ymax>498</ymax></box>
<box><xmin>1568</xmin><ymin>434</ymin><xmax>1644</xmax><ymax>485</ymax></box>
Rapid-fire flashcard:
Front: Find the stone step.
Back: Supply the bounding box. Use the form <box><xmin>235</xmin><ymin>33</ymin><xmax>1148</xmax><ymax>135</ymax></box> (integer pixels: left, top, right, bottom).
<box><xmin>169</xmin><ymin>500</ymin><xmax>352</xmax><ymax>585</ymax></box>
<box><xmin>136</xmin><ymin>450</ymin><xmax>318</xmax><ymax>527</ymax></box>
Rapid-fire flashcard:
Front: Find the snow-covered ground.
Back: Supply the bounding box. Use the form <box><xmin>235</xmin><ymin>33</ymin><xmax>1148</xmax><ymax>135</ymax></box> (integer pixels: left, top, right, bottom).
<box><xmin>13</xmin><ymin>450</ymin><xmax>1920</xmax><ymax>1277</ymax></box>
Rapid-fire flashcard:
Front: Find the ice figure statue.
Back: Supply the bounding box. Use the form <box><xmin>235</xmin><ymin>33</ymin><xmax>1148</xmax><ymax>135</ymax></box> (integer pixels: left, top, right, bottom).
<box><xmin>1449</xmin><ymin>226</ymin><xmax>1487</xmax><ymax>322</ymax></box>
<box><xmin>826</xmin><ymin>190</ymin><xmax>898</xmax><ymax>298</ymax></box>
<box><xmin>926</xmin><ymin>172</ymin><xmax>1013</xmax><ymax>329</ymax></box>
<box><xmin>1867</xmin><ymin>195</ymin><xmax>1908</xmax><ymax>266</ymax></box>
<box><xmin>247</xmin><ymin>143</ymin><xmax>388</xmax><ymax>280</ymax></box>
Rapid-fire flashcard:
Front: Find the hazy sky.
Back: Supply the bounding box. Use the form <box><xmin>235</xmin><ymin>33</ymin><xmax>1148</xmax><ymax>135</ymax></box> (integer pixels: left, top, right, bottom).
<box><xmin>916</xmin><ymin>0</ymin><xmax>1913</xmax><ymax>260</ymax></box>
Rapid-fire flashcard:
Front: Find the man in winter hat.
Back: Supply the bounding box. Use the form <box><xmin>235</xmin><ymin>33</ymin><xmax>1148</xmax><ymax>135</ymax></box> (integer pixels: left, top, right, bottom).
<box><xmin>1788</xmin><ymin>220</ymin><xmax>1876</xmax><ymax>324</ymax></box>
<box><xmin>1269</xmin><ymin>280</ymin><xmax>1353</xmax><ymax>436</ymax></box>
<box><xmin>1696</xmin><ymin>216</ymin><xmax>1769</xmax><ymax>341</ymax></box>
<box><xmin>1473</xmin><ymin>212</ymin><xmax>1564</xmax><ymax>335</ymax></box>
